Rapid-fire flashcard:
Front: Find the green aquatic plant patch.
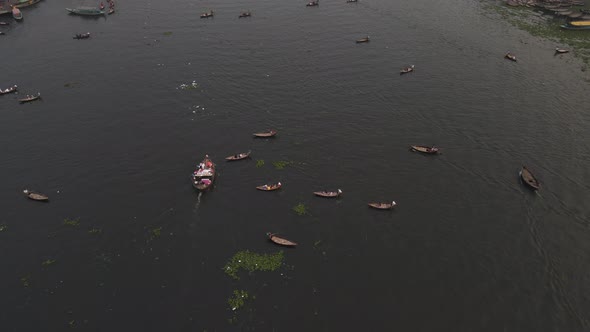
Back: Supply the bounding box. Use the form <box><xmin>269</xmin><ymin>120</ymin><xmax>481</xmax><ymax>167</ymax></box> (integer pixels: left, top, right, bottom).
<box><xmin>228</xmin><ymin>290</ymin><xmax>250</xmax><ymax>311</ymax></box>
<box><xmin>293</xmin><ymin>203</ymin><xmax>308</xmax><ymax>216</ymax></box>
<box><xmin>255</xmin><ymin>159</ymin><xmax>265</xmax><ymax>168</ymax></box>
<box><xmin>152</xmin><ymin>227</ymin><xmax>162</xmax><ymax>237</ymax></box>
<box><xmin>88</xmin><ymin>228</ymin><xmax>102</xmax><ymax>235</ymax></box>
<box><xmin>272</xmin><ymin>160</ymin><xmax>293</xmax><ymax>170</ymax></box>
<box><xmin>63</xmin><ymin>218</ymin><xmax>80</xmax><ymax>227</ymax></box>
<box><xmin>223</xmin><ymin>250</ymin><xmax>284</xmax><ymax>280</ymax></box>
<box><xmin>42</xmin><ymin>259</ymin><xmax>56</xmax><ymax>267</ymax></box>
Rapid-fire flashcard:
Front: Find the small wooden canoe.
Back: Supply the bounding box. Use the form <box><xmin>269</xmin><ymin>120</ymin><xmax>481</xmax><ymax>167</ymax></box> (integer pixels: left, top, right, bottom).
<box><xmin>306</xmin><ymin>1</ymin><xmax>319</xmax><ymax>6</ymax></box>
<box><xmin>23</xmin><ymin>189</ymin><xmax>49</xmax><ymax>201</ymax></box>
<box><xmin>253</xmin><ymin>129</ymin><xmax>277</xmax><ymax>138</ymax></box>
<box><xmin>313</xmin><ymin>189</ymin><xmax>342</xmax><ymax>198</ymax></box>
<box><xmin>356</xmin><ymin>36</ymin><xmax>369</xmax><ymax>43</ymax></box>
<box><xmin>0</xmin><ymin>22</ymin><xmax>10</xmax><ymax>26</ymax></box>
<box><xmin>73</xmin><ymin>33</ymin><xmax>91</xmax><ymax>39</ymax></box>
<box><xmin>555</xmin><ymin>47</ymin><xmax>569</xmax><ymax>54</ymax></box>
<box><xmin>347</xmin><ymin>0</ymin><xmax>358</xmax><ymax>2</ymax></box>
<box><xmin>410</xmin><ymin>145</ymin><xmax>439</xmax><ymax>154</ymax></box>
<box><xmin>12</xmin><ymin>7</ymin><xmax>23</xmax><ymax>21</ymax></box>
<box><xmin>225</xmin><ymin>150</ymin><xmax>251</xmax><ymax>161</ymax></box>
<box><xmin>400</xmin><ymin>65</ymin><xmax>414</xmax><ymax>74</ymax></box>
<box><xmin>256</xmin><ymin>182</ymin><xmax>282</xmax><ymax>191</ymax></box>
<box><xmin>520</xmin><ymin>166</ymin><xmax>540</xmax><ymax>190</ymax></box>
<box><xmin>108</xmin><ymin>8</ymin><xmax>115</xmax><ymax>14</ymax></box>
<box><xmin>267</xmin><ymin>232</ymin><xmax>297</xmax><ymax>246</ymax></box>
<box><xmin>19</xmin><ymin>93</ymin><xmax>41</xmax><ymax>103</ymax></box>
<box><xmin>239</xmin><ymin>11</ymin><xmax>251</xmax><ymax>18</ymax></box>
<box><xmin>201</xmin><ymin>11</ymin><xmax>214</xmax><ymax>18</ymax></box>
<box><xmin>0</xmin><ymin>85</ymin><xmax>18</xmax><ymax>95</ymax></box>
<box><xmin>368</xmin><ymin>201</ymin><xmax>396</xmax><ymax>210</ymax></box>
<box><xmin>505</xmin><ymin>53</ymin><xmax>517</xmax><ymax>61</ymax></box>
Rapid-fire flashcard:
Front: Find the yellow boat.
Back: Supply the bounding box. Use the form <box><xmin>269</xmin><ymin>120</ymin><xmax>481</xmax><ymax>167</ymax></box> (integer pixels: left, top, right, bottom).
<box><xmin>569</xmin><ymin>21</ymin><xmax>590</xmax><ymax>27</ymax></box>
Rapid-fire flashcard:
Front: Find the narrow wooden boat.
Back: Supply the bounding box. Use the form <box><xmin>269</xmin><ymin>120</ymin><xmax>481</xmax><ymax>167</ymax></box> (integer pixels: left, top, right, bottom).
<box><xmin>12</xmin><ymin>6</ymin><xmax>23</xmax><ymax>20</ymax></box>
<box><xmin>400</xmin><ymin>65</ymin><xmax>414</xmax><ymax>74</ymax></box>
<box><xmin>73</xmin><ymin>32</ymin><xmax>91</xmax><ymax>39</ymax></box>
<box><xmin>306</xmin><ymin>0</ymin><xmax>319</xmax><ymax>6</ymax></box>
<box><xmin>313</xmin><ymin>189</ymin><xmax>342</xmax><ymax>198</ymax></box>
<box><xmin>66</xmin><ymin>7</ymin><xmax>106</xmax><ymax>15</ymax></box>
<box><xmin>191</xmin><ymin>155</ymin><xmax>215</xmax><ymax>191</ymax></box>
<box><xmin>0</xmin><ymin>21</ymin><xmax>9</xmax><ymax>25</ymax></box>
<box><xmin>569</xmin><ymin>20</ymin><xmax>590</xmax><ymax>27</ymax></box>
<box><xmin>23</xmin><ymin>189</ymin><xmax>49</xmax><ymax>201</ymax></box>
<box><xmin>0</xmin><ymin>85</ymin><xmax>18</xmax><ymax>95</ymax></box>
<box><xmin>0</xmin><ymin>32</ymin><xmax>4</xmax><ymax>35</ymax></box>
<box><xmin>347</xmin><ymin>0</ymin><xmax>358</xmax><ymax>2</ymax></box>
<box><xmin>225</xmin><ymin>150</ymin><xmax>251</xmax><ymax>161</ymax></box>
<box><xmin>256</xmin><ymin>182</ymin><xmax>282</xmax><ymax>191</ymax></box>
<box><xmin>14</xmin><ymin>0</ymin><xmax>42</xmax><ymax>9</ymax></box>
<box><xmin>410</xmin><ymin>145</ymin><xmax>439</xmax><ymax>154</ymax></box>
<box><xmin>108</xmin><ymin>8</ymin><xmax>115</xmax><ymax>14</ymax></box>
<box><xmin>368</xmin><ymin>201</ymin><xmax>396</xmax><ymax>210</ymax></box>
<box><xmin>560</xmin><ymin>24</ymin><xmax>590</xmax><ymax>30</ymax></box>
<box><xmin>505</xmin><ymin>52</ymin><xmax>517</xmax><ymax>61</ymax></box>
<box><xmin>19</xmin><ymin>93</ymin><xmax>41</xmax><ymax>103</ymax></box>
<box><xmin>519</xmin><ymin>166</ymin><xmax>540</xmax><ymax>190</ymax></box>
<box><xmin>200</xmin><ymin>10</ymin><xmax>214</xmax><ymax>18</ymax></box>
<box><xmin>356</xmin><ymin>36</ymin><xmax>370</xmax><ymax>43</ymax></box>
<box><xmin>239</xmin><ymin>11</ymin><xmax>251</xmax><ymax>18</ymax></box>
<box><xmin>267</xmin><ymin>232</ymin><xmax>297</xmax><ymax>247</ymax></box>
<box><xmin>555</xmin><ymin>47</ymin><xmax>569</xmax><ymax>54</ymax></box>
<box><xmin>253</xmin><ymin>129</ymin><xmax>277</xmax><ymax>138</ymax></box>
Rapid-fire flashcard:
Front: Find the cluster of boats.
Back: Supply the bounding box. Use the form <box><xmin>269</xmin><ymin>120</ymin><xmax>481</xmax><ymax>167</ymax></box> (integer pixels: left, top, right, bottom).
<box><xmin>66</xmin><ymin>0</ymin><xmax>115</xmax><ymax>16</ymax></box>
<box><xmin>0</xmin><ymin>84</ymin><xmax>41</xmax><ymax>103</ymax></box>
<box><xmin>506</xmin><ymin>0</ymin><xmax>590</xmax><ymax>30</ymax></box>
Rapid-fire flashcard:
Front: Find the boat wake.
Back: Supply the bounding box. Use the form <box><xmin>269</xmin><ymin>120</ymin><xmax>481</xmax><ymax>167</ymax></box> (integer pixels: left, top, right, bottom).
<box><xmin>194</xmin><ymin>191</ymin><xmax>203</xmax><ymax>210</ymax></box>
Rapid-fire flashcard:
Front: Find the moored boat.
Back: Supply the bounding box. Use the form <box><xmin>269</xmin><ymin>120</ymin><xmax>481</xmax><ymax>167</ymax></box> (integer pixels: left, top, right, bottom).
<box><xmin>225</xmin><ymin>150</ymin><xmax>251</xmax><ymax>161</ymax></box>
<box><xmin>14</xmin><ymin>0</ymin><xmax>42</xmax><ymax>9</ymax></box>
<box><xmin>267</xmin><ymin>232</ymin><xmax>297</xmax><ymax>247</ymax></box>
<box><xmin>201</xmin><ymin>10</ymin><xmax>214</xmax><ymax>18</ymax></box>
<box><xmin>368</xmin><ymin>201</ymin><xmax>396</xmax><ymax>210</ymax></box>
<box><xmin>191</xmin><ymin>155</ymin><xmax>215</xmax><ymax>191</ymax></box>
<box><xmin>400</xmin><ymin>65</ymin><xmax>414</xmax><ymax>74</ymax></box>
<box><xmin>239</xmin><ymin>11</ymin><xmax>251</xmax><ymax>18</ymax></box>
<box><xmin>356</xmin><ymin>36</ymin><xmax>370</xmax><ymax>43</ymax></box>
<box><xmin>0</xmin><ymin>85</ymin><xmax>18</xmax><ymax>95</ymax></box>
<box><xmin>313</xmin><ymin>189</ymin><xmax>342</xmax><ymax>198</ymax></box>
<box><xmin>73</xmin><ymin>32</ymin><xmax>91</xmax><ymax>39</ymax></box>
<box><xmin>555</xmin><ymin>47</ymin><xmax>569</xmax><ymax>54</ymax></box>
<box><xmin>560</xmin><ymin>24</ymin><xmax>590</xmax><ymax>30</ymax></box>
<box><xmin>66</xmin><ymin>7</ymin><xmax>106</xmax><ymax>16</ymax></box>
<box><xmin>410</xmin><ymin>145</ymin><xmax>439</xmax><ymax>154</ymax></box>
<box><xmin>505</xmin><ymin>52</ymin><xmax>517</xmax><ymax>61</ymax></box>
<box><xmin>519</xmin><ymin>166</ymin><xmax>540</xmax><ymax>190</ymax></box>
<box><xmin>23</xmin><ymin>189</ymin><xmax>49</xmax><ymax>201</ymax></box>
<box><xmin>256</xmin><ymin>182</ymin><xmax>282</xmax><ymax>191</ymax></box>
<box><xmin>12</xmin><ymin>6</ymin><xmax>23</xmax><ymax>20</ymax></box>
<box><xmin>253</xmin><ymin>129</ymin><xmax>277</xmax><ymax>138</ymax></box>
<box><xmin>18</xmin><ymin>93</ymin><xmax>41</xmax><ymax>103</ymax></box>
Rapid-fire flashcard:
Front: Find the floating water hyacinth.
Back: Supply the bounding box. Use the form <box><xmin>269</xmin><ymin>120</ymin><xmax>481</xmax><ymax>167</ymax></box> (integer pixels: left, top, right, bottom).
<box><xmin>178</xmin><ymin>81</ymin><xmax>199</xmax><ymax>90</ymax></box>
<box><xmin>223</xmin><ymin>250</ymin><xmax>284</xmax><ymax>280</ymax></box>
<box><xmin>228</xmin><ymin>290</ymin><xmax>250</xmax><ymax>311</ymax></box>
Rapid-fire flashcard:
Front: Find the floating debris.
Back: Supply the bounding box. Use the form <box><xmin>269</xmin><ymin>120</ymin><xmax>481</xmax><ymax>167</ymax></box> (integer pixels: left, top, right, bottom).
<box><xmin>88</xmin><ymin>228</ymin><xmax>102</xmax><ymax>235</ymax></box>
<box><xmin>0</xmin><ymin>224</ymin><xmax>6</xmax><ymax>232</ymax></box>
<box><xmin>178</xmin><ymin>81</ymin><xmax>199</xmax><ymax>90</ymax></box>
<box><xmin>20</xmin><ymin>275</ymin><xmax>30</xmax><ymax>287</ymax></box>
<box><xmin>42</xmin><ymin>259</ymin><xmax>56</xmax><ymax>267</ymax></box>
<box><xmin>223</xmin><ymin>250</ymin><xmax>284</xmax><ymax>280</ymax></box>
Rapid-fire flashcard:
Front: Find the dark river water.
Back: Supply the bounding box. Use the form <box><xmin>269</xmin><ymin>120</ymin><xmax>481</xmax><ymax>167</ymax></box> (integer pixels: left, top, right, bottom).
<box><xmin>2</xmin><ymin>0</ymin><xmax>590</xmax><ymax>330</ymax></box>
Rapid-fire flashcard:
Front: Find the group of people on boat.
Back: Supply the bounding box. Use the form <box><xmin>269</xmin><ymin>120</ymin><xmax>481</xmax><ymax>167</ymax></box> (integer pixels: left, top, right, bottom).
<box><xmin>99</xmin><ymin>0</ymin><xmax>115</xmax><ymax>14</ymax></box>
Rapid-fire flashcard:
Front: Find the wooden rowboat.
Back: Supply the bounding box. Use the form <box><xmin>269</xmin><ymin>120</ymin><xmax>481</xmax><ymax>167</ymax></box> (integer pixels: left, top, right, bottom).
<box><xmin>23</xmin><ymin>189</ymin><xmax>49</xmax><ymax>201</ymax></box>
<box><xmin>368</xmin><ymin>201</ymin><xmax>396</xmax><ymax>210</ymax></box>
<box><xmin>225</xmin><ymin>150</ymin><xmax>251</xmax><ymax>161</ymax></box>
<box><xmin>267</xmin><ymin>232</ymin><xmax>297</xmax><ymax>247</ymax></box>
<box><xmin>239</xmin><ymin>11</ymin><xmax>251</xmax><ymax>18</ymax></box>
<box><xmin>313</xmin><ymin>189</ymin><xmax>342</xmax><ymax>198</ymax></box>
<box><xmin>555</xmin><ymin>47</ymin><xmax>569</xmax><ymax>54</ymax></box>
<box><xmin>519</xmin><ymin>166</ymin><xmax>540</xmax><ymax>190</ymax></box>
<box><xmin>253</xmin><ymin>129</ymin><xmax>277</xmax><ymax>138</ymax></box>
<box><xmin>410</xmin><ymin>145</ymin><xmax>439</xmax><ymax>154</ymax></box>
<box><xmin>12</xmin><ymin>7</ymin><xmax>23</xmax><ymax>21</ymax></box>
<box><xmin>306</xmin><ymin>1</ymin><xmax>319</xmax><ymax>6</ymax></box>
<box><xmin>0</xmin><ymin>85</ymin><xmax>18</xmax><ymax>95</ymax></box>
<box><xmin>73</xmin><ymin>32</ymin><xmax>91</xmax><ymax>39</ymax></box>
<box><xmin>505</xmin><ymin>52</ymin><xmax>517</xmax><ymax>62</ymax></box>
<box><xmin>19</xmin><ymin>93</ymin><xmax>41</xmax><ymax>103</ymax></box>
<box><xmin>201</xmin><ymin>10</ymin><xmax>214</xmax><ymax>18</ymax></box>
<box><xmin>356</xmin><ymin>36</ymin><xmax>370</xmax><ymax>43</ymax></box>
<box><xmin>108</xmin><ymin>8</ymin><xmax>115</xmax><ymax>14</ymax></box>
<box><xmin>256</xmin><ymin>182</ymin><xmax>282</xmax><ymax>191</ymax></box>
<box><xmin>400</xmin><ymin>65</ymin><xmax>414</xmax><ymax>74</ymax></box>
<box><xmin>191</xmin><ymin>155</ymin><xmax>215</xmax><ymax>191</ymax></box>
